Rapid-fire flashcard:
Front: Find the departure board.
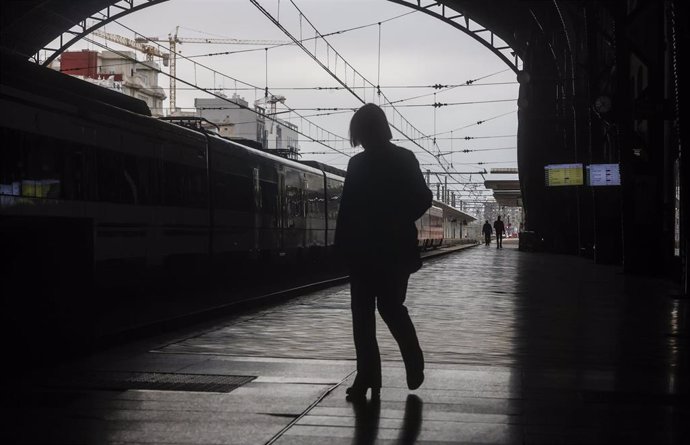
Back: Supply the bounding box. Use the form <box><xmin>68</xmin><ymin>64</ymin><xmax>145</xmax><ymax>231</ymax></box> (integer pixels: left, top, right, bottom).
<box><xmin>586</xmin><ymin>163</ymin><xmax>621</xmax><ymax>186</ymax></box>
<box><xmin>544</xmin><ymin>163</ymin><xmax>584</xmax><ymax>186</ymax></box>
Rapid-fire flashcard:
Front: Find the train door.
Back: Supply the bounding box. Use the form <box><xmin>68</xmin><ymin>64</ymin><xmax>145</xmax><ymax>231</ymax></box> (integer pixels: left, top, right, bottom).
<box><xmin>204</xmin><ymin>135</ymin><xmax>214</xmax><ymax>263</ymax></box>
<box><xmin>300</xmin><ymin>172</ymin><xmax>308</xmax><ymax>250</ymax></box>
<box><xmin>278</xmin><ymin>168</ymin><xmax>285</xmax><ymax>254</ymax></box>
<box><xmin>252</xmin><ymin>167</ymin><xmax>261</xmax><ymax>259</ymax></box>
<box><xmin>282</xmin><ymin>168</ymin><xmax>306</xmax><ymax>256</ymax></box>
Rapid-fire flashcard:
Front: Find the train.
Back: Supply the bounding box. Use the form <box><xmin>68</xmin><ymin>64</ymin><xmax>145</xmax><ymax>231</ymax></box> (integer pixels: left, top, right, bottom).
<box><xmin>416</xmin><ymin>205</ymin><xmax>444</xmax><ymax>249</ymax></box>
<box><xmin>1</xmin><ymin>55</ymin><xmax>467</xmax><ymax>305</ymax></box>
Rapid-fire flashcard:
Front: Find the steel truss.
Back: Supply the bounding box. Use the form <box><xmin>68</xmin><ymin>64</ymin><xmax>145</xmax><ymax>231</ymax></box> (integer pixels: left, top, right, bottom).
<box><xmin>35</xmin><ymin>0</ymin><xmax>169</xmax><ymax>66</ymax></box>
<box><xmin>36</xmin><ymin>1</ymin><xmax>523</xmax><ymax>74</ymax></box>
<box><xmin>387</xmin><ymin>0</ymin><xmax>522</xmax><ymax>73</ymax></box>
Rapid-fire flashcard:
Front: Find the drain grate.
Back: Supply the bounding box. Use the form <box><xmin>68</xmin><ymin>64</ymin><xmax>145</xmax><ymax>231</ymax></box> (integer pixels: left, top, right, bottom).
<box><xmin>41</xmin><ymin>371</ymin><xmax>256</xmax><ymax>393</ymax></box>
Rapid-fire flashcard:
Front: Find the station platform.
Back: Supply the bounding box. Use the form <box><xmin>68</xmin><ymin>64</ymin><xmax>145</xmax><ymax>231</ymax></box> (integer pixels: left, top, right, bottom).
<box><xmin>5</xmin><ymin>241</ymin><xmax>689</xmax><ymax>444</ymax></box>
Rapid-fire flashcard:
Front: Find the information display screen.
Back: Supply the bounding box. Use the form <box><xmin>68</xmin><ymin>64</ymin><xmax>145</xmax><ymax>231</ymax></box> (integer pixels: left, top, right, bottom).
<box><xmin>544</xmin><ymin>163</ymin><xmax>584</xmax><ymax>186</ymax></box>
<box><xmin>586</xmin><ymin>163</ymin><xmax>621</xmax><ymax>186</ymax></box>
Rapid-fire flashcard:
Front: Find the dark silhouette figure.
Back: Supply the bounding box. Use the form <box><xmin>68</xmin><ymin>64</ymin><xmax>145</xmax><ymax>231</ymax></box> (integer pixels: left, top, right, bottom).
<box><xmin>482</xmin><ymin>220</ymin><xmax>492</xmax><ymax>246</ymax></box>
<box><xmin>336</xmin><ymin>103</ymin><xmax>431</xmax><ymax>401</ymax></box>
<box><xmin>494</xmin><ymin>216</ymin><xmax>505</xmax><ymax>249</ymax></box>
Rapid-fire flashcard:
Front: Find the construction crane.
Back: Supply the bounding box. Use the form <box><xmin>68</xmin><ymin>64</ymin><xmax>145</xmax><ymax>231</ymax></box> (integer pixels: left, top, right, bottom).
<box><xmin>142</xmin><ymin>26</ymin><xmax>289</xmax><ymax>111</ymax></box>
<box><xmin>91</xmin><ymin>29</ymin><xmax>169</xmax><ymax>65</ymax></box>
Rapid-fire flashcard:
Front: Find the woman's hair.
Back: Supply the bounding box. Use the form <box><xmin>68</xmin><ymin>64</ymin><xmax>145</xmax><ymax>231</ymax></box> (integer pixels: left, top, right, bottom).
<box><xmin>349</xmin><ymin>103</ymin><xmax>393</xmax><ymax>147</ymax></box>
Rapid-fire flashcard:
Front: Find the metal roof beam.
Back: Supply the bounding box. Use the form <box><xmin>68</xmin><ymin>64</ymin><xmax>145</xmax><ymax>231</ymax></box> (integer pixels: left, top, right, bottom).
<box><xmin>35</xmin><ymin>0</ymin><xmax>169</xmax><ymax>66</ymax></box>
<box><xmin>387</xmin><ymin>0</ymin><xmax>522</xmax><ymax>73</ymax></box>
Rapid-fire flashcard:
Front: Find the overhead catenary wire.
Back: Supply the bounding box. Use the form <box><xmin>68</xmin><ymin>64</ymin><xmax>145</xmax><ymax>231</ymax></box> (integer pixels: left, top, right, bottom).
<box><xmin>86</xmin><ymin>6</ymin><xmax>514</xmax><ymax>207</ymax></box>
<box><xmin>448</xmin><ymin>161</ymin><xmax>518</xmax><ymax>166</ymax></box>
<box><xmin>392</xmin><ymin>135</ymin><xmax>516</xmax><ymax>141</ymax></box>
<box><xmin>250</xmin><ymin>0</ymin><xmax>486</xmax><ymax>203</ymax></box>
<box><xmin>435</xmin><ymin>147</ymin><xmax>517</xmax><ymax>154</ymax></box>
<box><xmin>181</xmin><ymin>9</ymin><xmax>419</xmax><ymax>60</ymax></box>
<box><xmin>99</xmin><ymin>18</ymin><xmax>259</xmax><ymax>90</ymax></box>
<box><xmin>169</xmin><ymin>81</ymin><xmax>520</xmax><ymax>91</ymax></box>
<box><xmin>385</xmin><ymin>69</ymin><xmax>511</xmax><ymax>105</ymax></box>
<box><xmin>81</xmin><ymin>36</ymin><xmax>353</xmax><ymax>157</ymax></box>
<box><xmin>56</xmin><ymin>51</ymin><xmax>516</xmax><ymax>111</ymax></box>
<box><xmin>434</xmin><ymin>110</ymin><xmax>517</xmax><ymax>136</ymax></box>
<box><xmin>96</xmin><ymin>17</ymin><xmax>354</xmax><ymax>152</ymax></box>
<box><xmin>389</xmin><ymin>98</ymin><xmax>516</xmax><ymax>108</ymax></box>
<box><xmin>202</xmin><ymin>96</ymin><xmax>516</xmax><ymax>111</ymax></box>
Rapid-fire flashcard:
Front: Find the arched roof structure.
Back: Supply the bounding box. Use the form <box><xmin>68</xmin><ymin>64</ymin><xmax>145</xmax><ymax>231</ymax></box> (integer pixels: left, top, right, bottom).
<box><xmin>1</xmin><ymin>1</ymin><xmax>536</xmax><ymax>70</ymax></box>
<box><xmin>1</xmin><ymin>0</ymin><xmax>686</xmax><ymax>283</ymax></box>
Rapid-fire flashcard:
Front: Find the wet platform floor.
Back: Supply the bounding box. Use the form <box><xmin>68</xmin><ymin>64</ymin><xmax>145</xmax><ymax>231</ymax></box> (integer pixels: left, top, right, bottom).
<box><xmin>5</xmin><ymin>242</ymin><xmax>689</xmax><ymax>444</ymax></box>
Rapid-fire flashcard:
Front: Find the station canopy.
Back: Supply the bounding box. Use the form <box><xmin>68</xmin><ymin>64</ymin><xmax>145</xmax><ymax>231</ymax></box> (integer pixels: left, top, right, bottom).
<box><xmin>484</xmin><ymin>179</ymin><xmax>521</xmax><ymax>207</ymax></box>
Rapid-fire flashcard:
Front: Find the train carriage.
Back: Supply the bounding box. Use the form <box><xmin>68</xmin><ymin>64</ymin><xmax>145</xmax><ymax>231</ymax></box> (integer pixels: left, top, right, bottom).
<box><xmin>0</xmin><ymin>56</ymin><xmax>343</xmax><ymax>296</ymax></box>
<box><xmin>1</xmin><ymin>54</ymin><xmax>476</xmax><ymax>330</ymax></box>
<box><xmin>416</xmin><ymin>205</ymin><xmax>444</xmax><ymax>249</ymax></box>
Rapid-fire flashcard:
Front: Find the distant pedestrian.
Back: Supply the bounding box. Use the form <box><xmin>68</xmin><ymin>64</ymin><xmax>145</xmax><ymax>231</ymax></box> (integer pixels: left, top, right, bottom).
<box><xmin>335</xmin><ymin>103</ymin><xmax>431</xmax><ymax>401</ymax></box>
<box><xmin>482</xmin><ymin>220</ymin><xmax>492</xmax><ymax>246</ymax></box>
<box><xmin>494</xmin><ymin>216</ymin><xmax>505</xmax><ymax>249</ymax></box>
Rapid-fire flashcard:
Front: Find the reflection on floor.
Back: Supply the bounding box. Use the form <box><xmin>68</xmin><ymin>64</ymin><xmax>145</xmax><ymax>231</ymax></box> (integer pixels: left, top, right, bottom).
<box><xmin>6</xmin><ymin>244</ymin><xmax>688</xmax><ymax>444</ymax></box>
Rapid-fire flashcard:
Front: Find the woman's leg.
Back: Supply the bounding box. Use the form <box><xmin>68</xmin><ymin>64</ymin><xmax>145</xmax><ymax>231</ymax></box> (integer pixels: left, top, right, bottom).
<box><xmin>376</xmin><ymin>271</ymin><xmax>424</xmax><ymax>386</ymax></box>
<box><xmin>350</xmin><ymin>272</ymin><xmax>382</xmax><ymax>387</ymax></box>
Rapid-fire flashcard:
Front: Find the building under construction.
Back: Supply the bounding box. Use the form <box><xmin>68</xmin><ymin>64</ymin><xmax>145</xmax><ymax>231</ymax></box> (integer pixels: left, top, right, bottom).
<box><xmin>195</xmin><ymin>94</ymin><xmax>300</xmax><ymax>160</ymax></box>
<box><xmin>54</xmin><ymin>50</ymin><xmax>166</xmax><ymax>116</ymax></box>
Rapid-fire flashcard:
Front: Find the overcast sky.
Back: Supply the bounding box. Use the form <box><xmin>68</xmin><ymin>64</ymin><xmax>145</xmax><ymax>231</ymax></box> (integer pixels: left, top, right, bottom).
<box><xmin>57</xmin><ymin>0</ymin><xmax>520</xmax><ymax>211</ymax></box>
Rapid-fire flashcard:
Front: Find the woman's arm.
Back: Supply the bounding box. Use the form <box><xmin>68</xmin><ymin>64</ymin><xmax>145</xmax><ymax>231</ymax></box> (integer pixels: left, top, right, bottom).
<box><xmin>405</xmin><ymin>153</ymin><xmax>433</xmax><ymax>221</ymax></box>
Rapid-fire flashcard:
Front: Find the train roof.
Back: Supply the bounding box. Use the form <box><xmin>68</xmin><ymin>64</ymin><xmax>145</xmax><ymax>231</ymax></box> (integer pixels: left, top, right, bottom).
<box><xmin>205</xmin><ymin>133</ymin><xmax>333</xmax><ymax>178</ymax></box>
<box><xmin>298</xmin><ymin>160</ymin><xmax>346</xmax><ymax>178</ymax></box>
<box><xmin>0</xmin><ymin>53</ymin><xmax>341</xmax><ymax>183</ymax></box>
<box><xmin>159</xmin><ymin>116</ymin><xmax>343</xmax><ymax>180</ymax></box>
<box><xmin>433</xmin><ymin>200</ymin><xmax>476</xmax><ymax>223</ymax></box>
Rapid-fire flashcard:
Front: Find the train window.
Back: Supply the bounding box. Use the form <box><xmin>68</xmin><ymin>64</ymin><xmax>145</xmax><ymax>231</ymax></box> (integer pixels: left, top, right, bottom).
<box><xmin>260</xmin><ymin>180</ymin><xmax>278</xmax><ymax>227</ymax></box>
<box><xmin>305</xmin><ymin>189</ymin><xmax>325</xmax><ymax>218</ymax></box>
<box><xmin>285</xmin><ymin>184</ymin><xmax>304</xmax><ymax>227</ymax></box>
<box><xmin>163</xmin><ymin>161</ymin><xmax>208</xmax><ymax>208</ymax></box>
<box><xmin>0</xmin><ymin>128</ymin><xmax>86</xmax><ymax>202</ymax></box>
<box><xmin>260</xmin><ymin>180</ymin><xmax>277</xmax><ymax>213</ymax></box>
<box><xmin>212</xmin><ymin>171</ymin><xmax>252</xmax><ymax>212</ymax></box>
<box><xmin>97</xmin><ymin>148</ymin><xmax>162</xmax><ymax>206</ymax></box>
<box><xmin>97</xmin><ymin>149</ymin><xmax>133</xmax><ymax>204</ymax></box>
<box><xmin>327</xmin><ymin>180</ymin><xmax>343</xmax><ymax>222</ymax></box>
<box><xmin>133</xmin><ymin>155</ymin><xmax>156</xmax><ymax>205</ymax></box>
<box><xmin>303</xmin><ymin>174</ymin><xmax>325</xmax><ymax>219</ymax></box>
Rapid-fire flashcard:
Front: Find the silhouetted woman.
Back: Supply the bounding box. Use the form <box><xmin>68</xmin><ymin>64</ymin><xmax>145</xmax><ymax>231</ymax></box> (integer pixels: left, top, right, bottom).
<box><xmin>335</xmin><ymin>103</ymin><xmax>432</xmax><ymax>400</ymax></box>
